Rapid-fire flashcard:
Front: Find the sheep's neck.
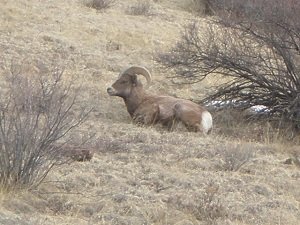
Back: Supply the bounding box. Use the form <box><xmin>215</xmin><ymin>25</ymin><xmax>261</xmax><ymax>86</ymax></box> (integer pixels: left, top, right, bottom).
<box><xmin>124</xmin><ymin>88</ymin><xmax>149</xmax><ymax>117</ymax></box>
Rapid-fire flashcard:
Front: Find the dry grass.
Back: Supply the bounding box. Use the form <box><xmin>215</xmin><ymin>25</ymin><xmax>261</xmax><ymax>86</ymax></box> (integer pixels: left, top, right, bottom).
<box><xmin>125</xmin><ymin>0</ymin><xmax>154</xmax><ymax>16</ymax></box>
<box><xmin>84</xmin><ymin>0</ymin><xmax>116</xmax><ymax>11</ymax></box>
<box><xmin>211</xmin><ymin>108</ymin><xmax>300</xmax><ymax>145</ymax></box>
<box><xmin>214</xmin><ymin>143</ymin><xmax>255</xmax><ymax>172</ymax></box>
<box><xmin>1</xmin><ymin>122</ymin><xmax>300</xmax><ymax>224</ymax></box>
<box><xmin>182</xmin><ymin>0</ymin><xmax>209</xmax><ymax>15</ymax></box>
<box><xmin>0</xmin><ymin>0</ymin><xmax>299</xmax><ymax>224</ymax></box>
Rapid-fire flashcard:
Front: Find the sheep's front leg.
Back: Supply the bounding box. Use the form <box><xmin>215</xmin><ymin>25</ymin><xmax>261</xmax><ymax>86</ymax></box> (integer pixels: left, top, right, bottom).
<box><xmin>133</xmin><ymin>103</ymin><xmax>159</xmax><ymax>125</ymax></box>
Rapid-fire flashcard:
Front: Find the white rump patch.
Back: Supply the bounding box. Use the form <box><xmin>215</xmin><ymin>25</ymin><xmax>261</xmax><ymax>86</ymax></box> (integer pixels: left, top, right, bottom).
<box><xmin>201</xmin><ymin>111</ymin><xmax>213</xmax><ymax>134</ymax></box>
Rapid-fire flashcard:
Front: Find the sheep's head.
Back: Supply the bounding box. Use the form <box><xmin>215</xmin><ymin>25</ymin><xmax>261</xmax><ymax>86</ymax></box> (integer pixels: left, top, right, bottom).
<box><xmin>107</xmin><ymin>66</ymin><xmax>152</xmax><ymax>98</ymax></box>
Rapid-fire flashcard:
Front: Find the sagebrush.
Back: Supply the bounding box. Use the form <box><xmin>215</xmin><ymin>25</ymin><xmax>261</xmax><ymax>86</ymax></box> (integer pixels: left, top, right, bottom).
<box><xmin>85</xmin><ymin>0</ymin><xmax>116</xmax><ymax>11</ymax></box>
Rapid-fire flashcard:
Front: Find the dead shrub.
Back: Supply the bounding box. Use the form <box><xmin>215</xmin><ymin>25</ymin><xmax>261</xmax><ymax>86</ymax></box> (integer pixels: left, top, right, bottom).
<box><xmin>215</xmin><ymin>143</ymin><xmax>255</xmax><ymax>172</ymax></box>
<box><xmin>126</xmin><ymin>1</ymin><xmax>153</xmax><ymax>16</ymax></box>
<box><xmin>85</xmin><ymin>0</ymin><xmax>116</xmax><ymax>11</ymax></box>
<box><xmin>0</xmin><ymin>62</ymin><xmax>91</xmax><ymax>190</ymax></box>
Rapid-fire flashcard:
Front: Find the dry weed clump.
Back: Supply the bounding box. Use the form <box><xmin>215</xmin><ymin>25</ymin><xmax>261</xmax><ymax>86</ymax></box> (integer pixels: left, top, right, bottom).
<box><xmin>126</xmin><ymin>0</ymin><xmax>153</xmax><ymax>16</ymax></box>
<box><xmin>85</xmin><ymin>0</ymin><xmax>116</xmax><ymax>11</ymax></box>
<box><xmin>215</xmin><ymin>143</ymin><xmax>255</xmax><ymax>172</ymax></box>
<box><xmin>193</xmin><ymin>184</ymin><xmax>227</xmax><ymax>224</ymax></box>
<box><xmin>96</xmin><ymin>136</ymin><xmax>132</xmax><ymax>153</ymax></box>
<box><xmin>46</xmin><ymin>195</ymin><xmax>77</xmax><ymax>215</ymax></box>
<box><xmin>60</xmin><ymin>145</ymin><xmax>94</xmax><ymax>162</ymax></box>
<box><xmin>168</xmin><ymin>183</ymin><xmax>227</xmax><ymax>224</ymax></box>
<box><xmin>283</xmin><ymin>146</ymin><xmax>300</xmax><ymax>168</ymax></box>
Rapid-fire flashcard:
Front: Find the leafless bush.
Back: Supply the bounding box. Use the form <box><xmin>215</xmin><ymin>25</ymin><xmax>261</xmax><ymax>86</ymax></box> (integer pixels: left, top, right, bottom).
<box><xmin>157</xmin><ymin>0</ymin><xmax>300</xmax><ymax>130</ymax></box>
<box><xmin>215</xmin><ymin>143</ymin><xmax>255</xmax><ymax>171</ymax></box>
<box><xmin>85</xmin><ymin>0</ymin><xmax>116</xmax><ymax>11</ymax></box>
<box><xmin>0</xmin><ymin>63</ymin><xmax>91</xmax><ymax>190</ymax></box>
<box><xmin>126</xmin><ymin>1</ymin><xmax>153</xmax><ymax>16</ymax></box>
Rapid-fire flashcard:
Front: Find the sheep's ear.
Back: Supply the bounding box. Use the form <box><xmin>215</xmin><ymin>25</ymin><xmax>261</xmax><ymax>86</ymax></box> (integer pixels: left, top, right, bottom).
<box><xmin>131</xmin><ymin>74</ymin><xmax>138</xmax><ymax>86</ymax></box>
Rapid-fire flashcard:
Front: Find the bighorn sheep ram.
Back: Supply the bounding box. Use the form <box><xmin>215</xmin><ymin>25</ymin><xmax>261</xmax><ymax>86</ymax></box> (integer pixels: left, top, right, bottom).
<box><xmin>107</xmin><ymin>66</ymin><xmax>213</xmax><ymax>134</ymax></box>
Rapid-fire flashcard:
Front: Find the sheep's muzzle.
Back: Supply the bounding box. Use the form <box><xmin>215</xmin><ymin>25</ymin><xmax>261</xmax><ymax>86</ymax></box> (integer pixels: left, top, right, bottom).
<box><xmin>107</xmin><ymin>87</ymin><xmax>116</xmax><ymax>96</ymax></box>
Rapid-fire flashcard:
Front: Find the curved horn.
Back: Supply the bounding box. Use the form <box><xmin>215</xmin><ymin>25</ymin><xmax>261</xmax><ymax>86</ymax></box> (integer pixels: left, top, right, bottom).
<box><xmin>119</xmin><ymin>66</ymin><xmax>152</xmax><ymax>85</ymax></box>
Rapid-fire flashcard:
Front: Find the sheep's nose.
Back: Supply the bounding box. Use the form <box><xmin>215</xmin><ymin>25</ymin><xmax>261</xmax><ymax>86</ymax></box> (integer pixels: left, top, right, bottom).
<box><xmin>107</xmin><ymin>87</ymin><xmax>114</xmax><ymax>95</ymax></box>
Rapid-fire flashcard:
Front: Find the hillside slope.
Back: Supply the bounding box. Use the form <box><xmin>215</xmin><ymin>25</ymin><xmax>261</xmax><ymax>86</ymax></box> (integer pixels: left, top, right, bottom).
<box><xmin>0</xmin><ymin>0</ymin><xmax>299</xmax><ymax>225</ymax></box>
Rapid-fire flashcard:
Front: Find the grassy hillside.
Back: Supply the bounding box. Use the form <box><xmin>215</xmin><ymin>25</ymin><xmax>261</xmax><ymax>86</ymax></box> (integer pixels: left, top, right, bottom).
<box><xmin>0</xmin><ymin>0</ymin><xmax>299</xmax><ymax>224</ymax></box>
